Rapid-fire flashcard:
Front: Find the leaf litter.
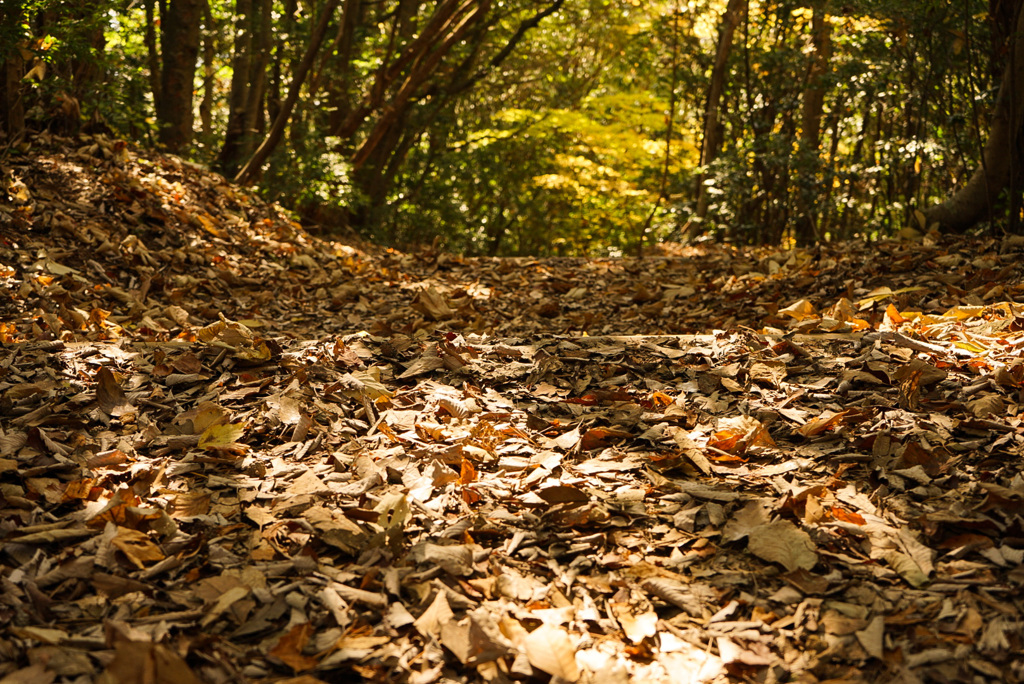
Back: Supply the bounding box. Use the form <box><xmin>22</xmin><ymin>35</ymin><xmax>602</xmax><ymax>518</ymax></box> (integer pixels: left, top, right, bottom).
<box><xmin>2</xmin><ymin>133</ymin><xmax>1024</xmax><ymax>682</ymax></box>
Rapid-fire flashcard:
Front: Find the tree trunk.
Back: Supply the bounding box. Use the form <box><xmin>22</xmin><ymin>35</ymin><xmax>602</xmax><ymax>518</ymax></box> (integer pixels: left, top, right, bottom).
<box><xmin>218</xmin><ymin>0</ymin><xmax>270</xmax><ymax>173</ymax></box>
<box><xmin>689</xmin><ymin>0</ymin><xmax>745</xmax><ymax>231</ymax></box>
<box><xmin>156</xmin><ymin>0</ymin><xmax>203</xmax><ymax>153</ymax></box>
<box><xmin>0</xmin><ymin>2</ymin><xmax>26</xmax><ymax>139</ymax></box>
<box><xmin>218</xmin><ymin>0</ymin><xmax>254</xmax><ymax>173</ymax></box>
<box><xmin>330</xmin><ymin>0</ymin><xmax>473</xmax><ymax>141</ymax></box>
<box><xmin>324</xmin><ymin>0</ymin><xmax>363</xmax><ymax>132</ymax></box>
<box><xmin>351</xmin><ymin>0</ymin><xmax>488</xmax><ymax>169</ymax></box>
<box><xmin>341</xmin><ymin>0</ymin><xmax>559</xmax><ymax>236</ymax></box>
<box><xmin>267</xmin><ymin>0</ymin><xmax>298</xmax><ymax>125</ymax></box>
<box><xmin>635</xmin><ymin>3</ymin><xmax>681</xmax><ymax>257</ymax></box>
<box><xmin>234</xmin><ymin>0</ymin><xmax>340</xmax><ymax>185</ymax></box>
<box><xmin>199</xmin><ymin>0</ymin><xmax>216</xmax><ymax>142</ymax></box>
<box><xmin>70</xmin><ymin>19</ymin><xmax>106</xmax><ymax>104</ymax></box>
<box><xmin>242</xmin><ymin>0</ymin><xmax>271</xmax><ymax>144</ymax></box>
<box><xmin>800</xmin><ymin>6</ymin><xmax>831</xmax><ymax>152</ymax></box>
<box><xmin>924</xmin><ymin>1</ymin><xmax>1024</xmax><ymax>232</ymax></box>
<box><xmin>143</xmin><ymin>0</ymin><xmax>163</xmax><ymax>116</ymax></box>
<box><xmin>794</xmin><ymin>2</ymin><xmax>831</xmax><ymax>244</ymax></box>
<box><xmin>990</xmin><ymin>0</ymin><xmax>1018</xmax><ymax>80</ymax></box>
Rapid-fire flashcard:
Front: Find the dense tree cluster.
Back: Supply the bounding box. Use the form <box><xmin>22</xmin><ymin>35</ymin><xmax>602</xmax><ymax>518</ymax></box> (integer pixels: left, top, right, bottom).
<box><xmin>1</xmin><ymin>0</ymin><xmax>1022</xmax><ymax>253</ymax></box>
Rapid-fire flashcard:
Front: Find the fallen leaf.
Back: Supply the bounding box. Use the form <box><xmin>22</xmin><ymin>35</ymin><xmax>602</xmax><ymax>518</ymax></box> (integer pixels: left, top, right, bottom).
<box><xmin>523</xmin><ymin>624</ymin><xmax>579</xmax><ymax>682</ymax></box>
<box><xmin>747</xmin><ymin>521</ymin><xmax>818</xmax><ymax>571</ymax></box>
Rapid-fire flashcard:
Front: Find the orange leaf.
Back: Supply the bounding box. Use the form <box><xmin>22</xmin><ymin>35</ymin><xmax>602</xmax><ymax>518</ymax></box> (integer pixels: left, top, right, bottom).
<box><xmin>62</xmin><ymin>478</ymin><xmax>95</xmax><ymax>501</ymax></box>
<box><xmin>649</xmin><ymin>390</ymin><xmax>674</xmax><ymax>408</ymax></box>
<box><xmin>708</xmin><ymin>430</ymin><xmax>741</xmax><ymax>453</ymax></box>
<box><xmin>884</xmin><ymin>303</ymin><xmax>905</xmax><ymax>325</ymax></box>
<box><xmin>458</xmin><ymin>459</ymin><xmax>477</xmax><ymax>485</ymax></box>
<box><xmin>797</xmin><ymin>410</ymin><xmax>850</xmax><ymax>438</ymax></box>
<box><xmin>579</xmin><ymin>427</ymin><xmax>631</xmax><ymax>451</ymax></box>
<box><xmin>269</xmin><ymin>623</ymin><xmax>318</xmax><ymax>672</ymax></box>
<box><xmin>830</xmin><ymin>507</ymin><xmax>865</xmax><ymax>525</ymax></box>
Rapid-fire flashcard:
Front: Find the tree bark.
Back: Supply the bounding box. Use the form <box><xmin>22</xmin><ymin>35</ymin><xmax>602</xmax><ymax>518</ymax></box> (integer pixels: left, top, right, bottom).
<box><xmin>690</xmin><ymin>0</ymin><xmax>745</xmax><ymax>229</ymax></box>
<box><xmin>635</xmin><ymin>3</ymin><xmax>682</xmax><ymax>257</ymax></box>
<box><xmin>924</xmin><ymin>1</ymin><xmax>1024</xmax><ymax>232</ymax></box>
<box><xmin>341</xmin><ymin>0</ymin><xmax>561</xmax><ymax>234</ymax></box>
<box><xmin>795</xmin><ymin>2</ymin><xmax>831</xmax><ymax>244</ymax></box>
<box><xmin>242</xmin><ymin>0</ymin><xmax>272</xmax><ymax>143</ymax></box>
<box><xmin>323</xmin><ymin>0</ymin><xmax>363</xmax><ymax>132</ymax></box>
<box><xmin>234</xmin><ymin>0</ymin><xmax>340</xmax><ymax>185</ymax></box>
<box><xmin>70</xmin><ymin>17</ymin><xmax>106</xmax><ymax>104</ymax></box>
<box><xmin>199</xmin><ymin>0</ymin><xmax>216</xmax><ymax>141</ymax></box>
<box><xmin>331</xmin><ymin>0</ymin><xmax>474</xmax><ymax>142</ymax></box>
<box><xmin>157</xmin><ymin>0</ymin><xmax>203</xmax><ymax>153</ymax></box>
<box><xmin>1</xmin><ymin>1</ymin><xmax>26</xmax><ymax>139</ymax></box>
<box><xmin>217</xmin><ymin>0</ymin><xmax>270</xmax><ymax>173</ymax></box>
<box><xmin>143</xmin><ymin>0</ymin><xmax>163</xmax><ymax>116</ymax></box>
<box><xmin>218</xmin><ymin>0</ymin><xmax>254</xmax><ymax>173</ymax></box>
<box><xmin>800</xmin><ymin>5</ymin><xmax>831</xmax><ymax>152</ymax></box>
<box><xmin>351</xmin><ymin>0</ymin><xmax>488</xmax><ymax>169</ymax></box>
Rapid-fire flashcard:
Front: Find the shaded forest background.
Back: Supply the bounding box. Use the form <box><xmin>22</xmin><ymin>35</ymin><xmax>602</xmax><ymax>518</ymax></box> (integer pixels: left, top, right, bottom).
<box><xmin>2</xmin><ymin>0</ymin><xmax>1024</xmax><ymax>255</ymax></box>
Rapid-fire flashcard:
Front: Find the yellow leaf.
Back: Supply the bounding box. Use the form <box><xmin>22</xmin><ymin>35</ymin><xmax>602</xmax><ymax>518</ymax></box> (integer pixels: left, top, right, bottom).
<box><xmin>952</xmin><ymin>340</ymin><xmax>988</xmax><ymax>354</ymax></box>
<box><xmin>778</xmin><ymin>299</ymin><xmax>818</xmax><ymax>322</ymax></box>
<box><xmin>943</xmin><ymin>305</ymin><xmax>985</xmax><ymax>320</ymax></box>
<box><xmin>199</xmin><ymin>423</ymin><xmax>246</xmax><ymax>451</ymax></box>
<box><xmin>196</xmin><ymin>213</ymin><xmax>226</xmax><ymax>238</ymax></box>
<box><xmin>857</xmin><ymin>286</ymin><xmax>927</xmax><ymax>308</ymax></box>
<box><xmin>111</xmin><ymin>527</ymin><xmax>165</xmax><ymax>569</ymax></box>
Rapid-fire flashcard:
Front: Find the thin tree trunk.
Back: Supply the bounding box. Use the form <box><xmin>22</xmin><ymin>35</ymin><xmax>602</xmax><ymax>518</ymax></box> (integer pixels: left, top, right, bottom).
<box><xmin>635</xmin><ymin>2</ymin><xmax>681</xmax><ymax>257</ymax></box>
<box><xmin>330</xmin><ymin>0</ymin><xmax>473</xmax><ymax>141</ymax></box>
<box><xmin>818</xmin><ymin>100</ymin><xmax>843</xmax><ymax>238</ymax></box>
<box><xmin>157</xmin><ymin>0</ymin><xmax>203</xmax><ymax>153</ymax></box>
<box><xmin>924</xmin><ymin>0</ymin><xmax>1024</xmax><ymax>232</ymax></box>
<box><xmin>323</xmin><ymin>0</ymin><xmax>363</xmax><ymax>132</ymax></box>
<box><xmin>218</xmin><ymin>0</ymin><xmax>253</xmax><ymax>173</ymax></box>
<box><xmin>800</xmin><ymin>6</ymin><xmax>831</xmax><ymax>152</ymax></box>
<box><xmin>70</xmin><ymin>18</ymin><xmax>105</xmax><ymax>104</ymax></box>
<box><xmin>454</xmin><ymin>0</ymin><xmax>565</xmax><ymax>93</ymax></box>
<box><xmin>242</xmin><ymin>0</ymin><xmax>271</xmax><ymax>148</ymax></box>
<box><xmin>311</xmin><ymin>0</ymin><xmax>361</xmax><ymax>110</ymax></box>
<box><xmin>688</xmin><ymin>0</ymin><xmax>745</xmax><ymax>234</ymax></box>
<box><xmin>0</xmin><ymin>0</ymin><xmax>25</xmax><ymax>140</ymax></box>
<box><xmin>267</xmin><ymin>0</ymin><xmax>297</xmax><ymax>125</ymax></box>
<box><xmin>234</xmin><ymin>0</ymin><xmax>340</xmax><ymax>185</ymax></box>
<box><xmin>351</xmin><ymin>1</ymin><xmax>488</xmax><ymax>169</ymax></box>
<box><xmin>143</xmin><ymin>0</ymin><xmax>162</xmax><ymax>115</ymax></box>
<box><xmin>795</xmin><ymin>2</ymin><xmax>832</xmax><ymax>244</ymax></box>
<box><xmin>199</xmin><ymin>0</ymin><xmax>216</xmax><ymax>142</ymax></box>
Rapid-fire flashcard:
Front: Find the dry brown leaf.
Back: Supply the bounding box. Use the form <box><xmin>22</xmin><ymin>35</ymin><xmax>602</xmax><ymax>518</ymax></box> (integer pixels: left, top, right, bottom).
<box><xmin>96</xmin><ymin>367</ymin><xmax>133</xmax><ymax>417</ymax></box>
<box><xmin>414</xmin><ymin>590</ymin><xmax>455</xmax><ymax>638</ymax></box>
<box><xmin>523</xmin><ymin>624</ymin><xmax>579</xmax><ymax>682</ymax></box>
<box><xmin>608</xmin><ymin>600</ymin><xmax>658</xmax><ymax>643</ymax></box>
<box><xmin>269</xmin><ymin>623</ymin><xmax>318</xmax><ymax>672</ymax></box>
<box><xmin>747</xmin><ymin>521</ymin><xmax>818</xmax><ymax>571</ymax></box>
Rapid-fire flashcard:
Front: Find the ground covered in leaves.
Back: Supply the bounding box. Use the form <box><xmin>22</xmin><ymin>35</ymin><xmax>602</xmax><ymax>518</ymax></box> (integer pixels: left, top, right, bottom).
<box><xmin>2</xmin><ymin>133</ymin><xmax>1024</xmax><ymax>684</ymax></box>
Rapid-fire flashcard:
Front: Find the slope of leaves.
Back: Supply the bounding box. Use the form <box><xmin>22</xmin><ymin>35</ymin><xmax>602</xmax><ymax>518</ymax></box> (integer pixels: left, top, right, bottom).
<box><xmin>2</xmin><ymin>134</ymin><xmax>1024</xmax><ymax>683</ymax></box>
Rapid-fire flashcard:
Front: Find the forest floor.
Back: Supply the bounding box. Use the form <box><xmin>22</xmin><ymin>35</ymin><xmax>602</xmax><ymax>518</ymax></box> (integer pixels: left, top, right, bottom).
<box><xmin>1</xmin><ymin>133</ymin><xmax>1024</xmax><ymax>684</ymax></box>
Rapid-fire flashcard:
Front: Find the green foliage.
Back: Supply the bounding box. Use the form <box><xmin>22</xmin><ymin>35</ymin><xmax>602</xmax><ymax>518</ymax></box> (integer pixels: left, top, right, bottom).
<box><xmin>369</xmin><ymin>1</ymin><xmax>700</xmax><ymax>255</ymax></box>
<box><xmin>686</xmin><ymin>0</ymin><xmax>994</xmax><ymax>244</ymax></box>
<box><xmin>261</xmin><ymin>134</ymin><xmax>360</xmax><ymax>224</ymax></box>
<box><xmin>5</xmin><ymin>0</ymin><xmax>1008</xmax><ymax>249</ymax></box>
<box><xmin>391</xmin><ymin>92</ymin><xmax>695</xmax><ymax>256</ymax></box>
<box><xmin>101</xmin><ymin>9</ymin><xmax>160</xmax><ymax>137</ymax></box>
<box><xmin>3</xmin><ymin>1</ymin><xmax>118</xmax><ymax>129</ymax></box>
